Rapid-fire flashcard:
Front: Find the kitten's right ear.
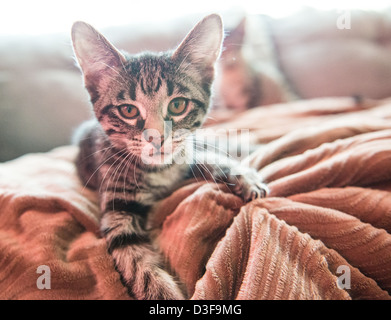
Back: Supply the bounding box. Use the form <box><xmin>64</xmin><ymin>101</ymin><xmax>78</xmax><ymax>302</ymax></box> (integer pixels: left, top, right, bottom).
<box><xmin>71</xmin><ymin>21</ymin><xmax>126</xmax><ymax>88</ymax></box>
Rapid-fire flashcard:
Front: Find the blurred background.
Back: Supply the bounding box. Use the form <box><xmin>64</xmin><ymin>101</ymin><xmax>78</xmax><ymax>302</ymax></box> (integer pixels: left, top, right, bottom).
<box><xmin>1</xmin><ymin>0</ymin><xmax>390</xmax><ymax>35</ymax></box>
<box><xmin>1</xmin><ymin>0</ymin><xmax>391</xmax><ymax>161</ymax></box>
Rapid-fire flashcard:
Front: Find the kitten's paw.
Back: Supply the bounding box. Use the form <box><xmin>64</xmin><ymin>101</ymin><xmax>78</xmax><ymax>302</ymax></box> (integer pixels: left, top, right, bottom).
<box><xmin>229</xmin><ymin>168</ymin><xmax>268</xmax><ymax>202</ymax></box>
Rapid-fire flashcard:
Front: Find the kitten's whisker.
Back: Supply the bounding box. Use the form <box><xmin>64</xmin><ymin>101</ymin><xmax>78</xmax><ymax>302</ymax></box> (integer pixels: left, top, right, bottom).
<box><xmin>193</xmin><ymin>144</ymin><xmax>229</xmax><ymax>179</ymax></box>
<box><xmin>98</xmin><ymin>148</ymin><xmax>128</xmax><ymax>195</ymax></box>
<box><xmin>82</xmin><ymin>147</ymin><xmax>123</xmax><ymax>192</ymax></box>
<box><xmin>123</xmin><ymin>153</ymin><xmax>136</xmax><ymax>199</ymax></box>
<box><xmin>188</xmin><ymin>164</ymin><xmax>200</xmax><ymax>183</ymax></box>
<box><xmin>193</xmin><ymin>144</ymin><xmax>241</xmax><ymax>187</ymax></box>
<box><xmin>192</xmin><ymin>154</ymin><xmax>225</xmax><ymax>194</ymax></box>
<box><xmin>133</xmin><ymin>156</ymin><xmax>141</xmax><ymax>190</ymax></box>
<box><xmin>100</xmin><ymin>154</ymin><xmax>123</xmax><ymax>196</ymax></box>
<box><xmin>192</xmin><ymin>161</ymin><xmax>209</xmax><ymax>185</ymax></box>
<box><xmin>192</xmin><ymin>140</ymin><xmax>242</xmax><ymax>183</ymax></box>
<box><xmin>111</xmin><ymin>151</ymin><xmax>133</xmax><ymax>210</ymax></box>
<box><xmin>192</xmin><ymin>138</ymin><xmax>236</xmax><ymax>159</ymax></box>
<box><xmin>83</xmin><ymin>146</ymin><xmax>112</xmax><ymax>161</ymax></box>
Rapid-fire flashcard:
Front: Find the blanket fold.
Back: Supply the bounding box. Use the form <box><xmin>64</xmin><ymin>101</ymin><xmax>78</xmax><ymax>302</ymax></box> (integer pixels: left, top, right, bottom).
<box><xmin>1</xmin><ymin>97</ymin><xmax>391</xmax><ymax>299</ymax></box>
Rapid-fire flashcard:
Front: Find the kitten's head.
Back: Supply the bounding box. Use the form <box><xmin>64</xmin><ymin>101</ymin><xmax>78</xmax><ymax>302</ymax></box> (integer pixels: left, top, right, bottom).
<box><xmin>72</xmin><ymin>14</ymin><xmax>223</xmax><ymax>167</ymax></box>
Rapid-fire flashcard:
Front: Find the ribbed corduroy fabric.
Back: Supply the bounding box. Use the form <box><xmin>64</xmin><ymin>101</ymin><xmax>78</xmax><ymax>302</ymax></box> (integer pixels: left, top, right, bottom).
<box><xmin>1</xmin><ymin>97</ymin><xmax>391</xmax><ymax>299</ymax></box>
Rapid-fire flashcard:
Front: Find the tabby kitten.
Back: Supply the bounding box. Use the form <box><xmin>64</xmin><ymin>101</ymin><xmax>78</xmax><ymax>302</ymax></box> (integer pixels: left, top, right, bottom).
<box><xmin>71</xmin><ymin>14</ymin><xmax>267</xmax><ymax>300</ymax></box>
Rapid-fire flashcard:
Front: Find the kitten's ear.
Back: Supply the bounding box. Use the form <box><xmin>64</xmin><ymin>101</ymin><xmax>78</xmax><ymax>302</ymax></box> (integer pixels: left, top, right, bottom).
<box><xmin>71</xmin><ymin>21</ymin><xmax>126</xmax><ymax>88</ymax></box>
<box><xmin>172</xmin><ymin>14</ymin><xmax>223</xmax><ymax>81</ymax></box>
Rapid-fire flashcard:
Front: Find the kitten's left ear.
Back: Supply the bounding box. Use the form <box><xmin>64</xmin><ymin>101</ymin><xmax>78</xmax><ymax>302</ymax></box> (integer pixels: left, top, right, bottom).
<box><xmin>172</xmin><ymin>14</ymin><xmax>223</xmax><ymax>81</ymax></box>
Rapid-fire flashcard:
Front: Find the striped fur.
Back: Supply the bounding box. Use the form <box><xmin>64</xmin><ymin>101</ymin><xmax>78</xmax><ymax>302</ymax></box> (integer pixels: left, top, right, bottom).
<box><xmin>72</xmin><ymin>14</ymin><xmax>267</xmax><ymax>300</ymax></box>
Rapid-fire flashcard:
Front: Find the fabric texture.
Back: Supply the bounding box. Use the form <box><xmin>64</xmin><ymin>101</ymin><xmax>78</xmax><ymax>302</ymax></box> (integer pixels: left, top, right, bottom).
<box><xmin>1</xmin><ymin>97</ymin><xmax>391</xmax><ymax>300</ymax></box>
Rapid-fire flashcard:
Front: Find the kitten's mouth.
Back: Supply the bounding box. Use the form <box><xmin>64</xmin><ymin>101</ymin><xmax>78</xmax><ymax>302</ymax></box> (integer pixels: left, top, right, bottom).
<box><xmin>150</xmin><ymin>150</ymin><xmax>170</xmax><ymax>156</ymax></box>
<box><xmin>139</xmin><ymin>143</ymin><xmax>187</xmax><ymax>167</ymax></box>
<box><xmin>141</xmin><ymin>151</ymin><xmax>174</xmax><ymax>168</ymax></box>
<box><xmin>126</xmin><ymin>139</ymin><xmax>188</xmax><ymax>168</ymax></box>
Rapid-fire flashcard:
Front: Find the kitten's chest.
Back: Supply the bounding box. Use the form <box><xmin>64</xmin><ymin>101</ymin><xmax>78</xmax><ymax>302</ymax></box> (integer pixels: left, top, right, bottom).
<box><xmin>133</xmin><ymin>164</ymin><xmax>189</xmax><ymax>205</ymax></box>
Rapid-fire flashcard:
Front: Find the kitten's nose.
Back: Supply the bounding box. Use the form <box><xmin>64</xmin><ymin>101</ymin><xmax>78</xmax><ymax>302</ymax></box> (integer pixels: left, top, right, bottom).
<box><xmin>143</xmin><ymin>129</ymin><xmax>164</xmax><ymax>150</ymax></box>
<box><xmin>151</xmin><ymin>137</ymin><xmax>165</xmax><ymax>150</ymax></box>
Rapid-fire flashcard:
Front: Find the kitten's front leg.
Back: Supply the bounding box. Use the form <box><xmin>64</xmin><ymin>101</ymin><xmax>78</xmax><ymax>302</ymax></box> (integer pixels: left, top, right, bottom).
<box><xmin>100</xmin><ymin>202</ymin><xmax>184</xmax><ymax>300</ymax></box>
<box><xmin>225</xmin><ymin>165</ymin><xmax>269</xmax><ymax>201</ymax></box>
<box><xmin>193</xmin><ymin>155</ymin><xmax>268</xmax><ymax>202</ymax></box>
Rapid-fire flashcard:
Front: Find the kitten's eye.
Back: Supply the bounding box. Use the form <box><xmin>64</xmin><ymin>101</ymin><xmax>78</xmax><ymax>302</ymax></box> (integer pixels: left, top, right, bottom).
<box><xmin>168</xmin><ymin>98</ymin><xmax>189</xmax><ymax>116</ymax></box>
<box><xmin>118</xmin><ymin>105</ymin><xmax>139</xmax><ymax>119</ymax></box>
